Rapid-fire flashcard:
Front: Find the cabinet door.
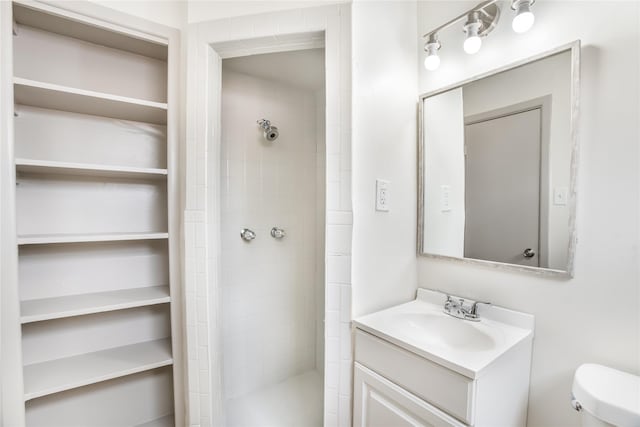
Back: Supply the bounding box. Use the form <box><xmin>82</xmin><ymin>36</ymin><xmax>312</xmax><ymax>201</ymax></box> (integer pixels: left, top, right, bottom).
<box><xmin>354</xmin><ymin>363</ymin><xmax>467</xmax><ymax>427</ymax></box>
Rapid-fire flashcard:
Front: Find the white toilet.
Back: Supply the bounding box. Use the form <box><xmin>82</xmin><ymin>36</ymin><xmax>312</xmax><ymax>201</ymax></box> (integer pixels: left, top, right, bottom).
<box><xmin>572</xmin><ymin>363</ymin><xmax>640</xmax><ymax>427</ymax></box>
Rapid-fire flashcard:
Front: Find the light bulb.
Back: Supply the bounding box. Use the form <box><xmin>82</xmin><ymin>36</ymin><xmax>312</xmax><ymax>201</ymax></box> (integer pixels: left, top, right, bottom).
<box><xmin>463</xmin><ymin>36</ymin><xmax>482</xmax><ymax>54</ymax></box>
<box><xmin>424</xmin><ymin>54</ymin><xmax>441</xmax><ymax>71</ymax></box>
<box><xmin>511</xmin><ymin>0</ymin><xmax>535</xmax><ymax>33</ymax></box>
<box><xmin>512</xmin><ymin>11</ymin><xmax>534</xmax><ymax>33</ymax></box>
<box><xmin>463</xmin><ymin>13</ymin><xmax>483</xmax><ymax>55</ymax></box>
<box><xmin>423</xmin><ymin>35</ymin><xmax>441</xmax><ymax>71</ymax></box>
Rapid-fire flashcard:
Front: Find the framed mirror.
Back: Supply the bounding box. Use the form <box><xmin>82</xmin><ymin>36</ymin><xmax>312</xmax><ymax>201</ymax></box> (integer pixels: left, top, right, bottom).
<box><xmin>418</xmin><ymin>41</ymin><xmax>580</xmax><ymax>276</ymax></box>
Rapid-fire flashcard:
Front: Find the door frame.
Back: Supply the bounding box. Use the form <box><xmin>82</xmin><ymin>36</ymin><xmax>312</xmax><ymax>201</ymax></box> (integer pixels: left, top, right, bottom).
<box><xmin>184</xmin><ymin>6</ymin><xmax>353</xmax><ymax>426</ymax></box>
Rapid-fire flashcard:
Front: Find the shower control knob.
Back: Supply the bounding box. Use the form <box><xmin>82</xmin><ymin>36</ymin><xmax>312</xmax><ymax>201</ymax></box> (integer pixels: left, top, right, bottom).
<box><xmin>240</xmin><ymin>228</ymin><xmax>256</xmax><ymax>242</ymax></box>
<box><xmin>270</xmin><ymin>227</ymin><xmax>286</xmax><ymax>239</ymax></box>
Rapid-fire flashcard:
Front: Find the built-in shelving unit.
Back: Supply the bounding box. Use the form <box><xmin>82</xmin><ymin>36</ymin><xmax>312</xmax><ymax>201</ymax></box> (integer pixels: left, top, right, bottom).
<box><xmin>7</xmin><ymin>2</ymin><xmax>180</xmax><ymax>426</ymax></box>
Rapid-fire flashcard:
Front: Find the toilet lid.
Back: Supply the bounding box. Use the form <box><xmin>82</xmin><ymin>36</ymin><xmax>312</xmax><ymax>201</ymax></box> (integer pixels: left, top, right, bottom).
<box><xmin>572</xmin><ymin>364</ymin><xmax>640</xmax><ymax>427</ymax></box>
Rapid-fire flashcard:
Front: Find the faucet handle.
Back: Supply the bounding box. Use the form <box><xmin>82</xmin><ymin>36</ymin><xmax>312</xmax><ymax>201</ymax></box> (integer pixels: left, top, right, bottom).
<box><xmin>444</xmin><ymin>294</ymin><xmax>454</xmax><ymax>310</ymax></box>
<box><xmin>470</xmin><ymin>301</ymin><xmax>491</xmax><ymax>316</ymax></box>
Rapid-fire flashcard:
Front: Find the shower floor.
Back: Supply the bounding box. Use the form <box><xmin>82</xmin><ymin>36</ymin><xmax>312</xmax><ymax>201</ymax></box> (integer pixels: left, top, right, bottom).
<box><xmin>225</xmin><ymin>370</ymin><xmax>324</xmax><ymax>427</ymax></box>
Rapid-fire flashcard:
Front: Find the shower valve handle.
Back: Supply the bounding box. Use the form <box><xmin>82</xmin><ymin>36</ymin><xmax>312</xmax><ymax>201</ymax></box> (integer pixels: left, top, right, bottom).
<box><xmin>240</xmin><ymin>228</ymin><xmax>256</xmax><ymax>242</ymax></box>
<box><xmin>270</xmin><ymin>227</ymin><xmax>286</xmax><ymax>239</ymax></box>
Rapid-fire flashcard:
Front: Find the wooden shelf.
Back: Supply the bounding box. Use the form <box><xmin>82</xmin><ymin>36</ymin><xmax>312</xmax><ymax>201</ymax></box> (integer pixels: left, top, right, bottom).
<box><xmin>16</xmin><ymin>158</ymin><xmax>168</xmax><ymax>180</ymax></box>
<box><xmin>135</xmin><ymin>415</ymin><xmax>175</xmax><ymax>427</ymax></box>
<box><xmin>21</xmin><ymin>286</ymin><xmax>170</xmax><ymax>324</ymax></box>
<box><xmin>23</xmin><ymin>338</ymin><xmax>173</xmax><ymax>401</ymax></box>
<box><xmin>13</xmin><ymin>2</ymin><xmax>168</xmax><ymax>61</ymax></box>
<box><xmin>17</xmin><ymin>232</ymin><xmax>168</xmax><ymax>245</ymax></box>
<box><xmin>14</xmin><ymin>77</ymin><xmax>167</xmax><ymax>125</ymax></box>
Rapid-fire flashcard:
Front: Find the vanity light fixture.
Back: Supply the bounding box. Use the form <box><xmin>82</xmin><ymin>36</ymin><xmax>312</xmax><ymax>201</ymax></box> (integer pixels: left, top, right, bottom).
<box><xmin>420</xmin><ymin>0</ymin><xmax>539</xmax><ymax>70</ymax></box>
<box><xmin>423</xmin><ymin>34</ymin><xmax>441</xmax><ymax>71</ymax></box>
<box><xmin>463</xmin><ymin>12</ymin><xmax>483</xmax><ymax>54</ymax></box>
<box><xmin>511</xmin><ymin>0</ymin><xmax>536</xmax><ymax>33</ymax></box>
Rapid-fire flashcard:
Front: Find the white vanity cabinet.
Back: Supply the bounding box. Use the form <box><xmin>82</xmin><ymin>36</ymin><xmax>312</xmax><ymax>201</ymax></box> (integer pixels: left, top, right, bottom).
<box><xmin>352</xmin><ymin>289</ymin><xmax>535</xmax><ymax>427</ymax></box>
<box><xmin>354</xmin><ymin>361</ymin><xmax>466</xmax><ymax>427</ymax></box>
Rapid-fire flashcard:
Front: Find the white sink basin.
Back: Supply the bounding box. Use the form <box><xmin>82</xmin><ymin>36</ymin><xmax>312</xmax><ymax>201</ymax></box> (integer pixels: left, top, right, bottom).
<box><xmin>353</xmin><ymin>288</ymin><xmax>534</xmax><ymax>378</ymax></box>
<box><xmin>397</xmin><ymin>312</ymin><xmax>497</xmax><ymax>351</ymax></box>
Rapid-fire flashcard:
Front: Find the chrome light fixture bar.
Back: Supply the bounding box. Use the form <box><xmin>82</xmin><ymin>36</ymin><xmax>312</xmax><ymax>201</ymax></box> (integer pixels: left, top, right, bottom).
<box><xmin>422</xmin><ymin>0</ymin><xmax>537</xmax><ymax>70</ymax></box>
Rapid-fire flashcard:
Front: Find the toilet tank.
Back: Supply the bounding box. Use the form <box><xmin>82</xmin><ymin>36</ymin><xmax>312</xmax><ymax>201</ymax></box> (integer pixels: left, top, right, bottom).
<box><xmin>572</xmin><ymin>364</ymin><xmax>640</xmax><ymax>427</ymax></box>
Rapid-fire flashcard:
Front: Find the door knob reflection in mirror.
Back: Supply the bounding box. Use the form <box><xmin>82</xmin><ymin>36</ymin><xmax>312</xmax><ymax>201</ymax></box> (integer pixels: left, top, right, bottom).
<box><xmin>523</xmin><ymin>248</ymin><xmax>536</xmax><ymax>258</ymax></box>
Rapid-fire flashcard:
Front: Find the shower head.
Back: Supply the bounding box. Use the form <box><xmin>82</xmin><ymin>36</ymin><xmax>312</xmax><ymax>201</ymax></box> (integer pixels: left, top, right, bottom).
<box><xmin>265</xmin><ymin>126</ymin><xmax>279</xmax><ymax>141</ymax></box>
<box><xmin>257</xmin><ymin>119</ymin><xmax>279</xmax><ymax>142</ymax></box>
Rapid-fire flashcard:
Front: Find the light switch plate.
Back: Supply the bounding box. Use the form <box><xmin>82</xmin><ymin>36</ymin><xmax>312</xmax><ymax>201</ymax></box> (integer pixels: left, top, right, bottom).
<box><xmin>376</xmin><ymin>179</ymin><xmax>390</xmax><ymax>211</ymax></box>
<box><xmin>440</xmin><ymin>185</ymin><xmax>451</xmax><ymax>212</ymax></box>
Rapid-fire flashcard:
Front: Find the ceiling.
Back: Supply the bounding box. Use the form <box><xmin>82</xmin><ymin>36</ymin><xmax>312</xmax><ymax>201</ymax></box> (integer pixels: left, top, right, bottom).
<box><xmin>222</xmin><ymin>48</ymin><xmax>325</xmax><ymax>91</ymax></box>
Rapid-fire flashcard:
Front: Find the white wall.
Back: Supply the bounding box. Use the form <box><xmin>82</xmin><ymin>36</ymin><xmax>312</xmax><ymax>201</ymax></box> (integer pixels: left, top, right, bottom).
<box><xmin>417</xmin><ymin>2</ymin><xmax>640</xmax><ymax>427</ymax></box>
<box><xmin>187</xmin><ymin>0</ymin><xmax>348</xmax><ymax>23</ymax></box>
<box><xmin>88</xmin><ymin>0</ymin><xmax>186</xmax><ymax>28</ymax></box>
<box><xmin>351</xmin><ymin>0</ymin><xmax>418</xmax><ymax>318</ymax></box>
<box><xmin>422</xmin><ymin>88</ymin><xmax>465</xmax><ymax>258</ymax></box>
<box><xmin>219</xmin><ymin>67</ymin><xmax>323</xmax><ymax>399</ymax></box>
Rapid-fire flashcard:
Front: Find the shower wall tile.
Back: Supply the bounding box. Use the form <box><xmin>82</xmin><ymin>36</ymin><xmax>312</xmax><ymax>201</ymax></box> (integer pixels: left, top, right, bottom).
<box><xmin>328</xmin><ymin>255</ymin><xmax>351</xmax><ymax>284</ymax></box>
<box><xmin>252</xmin><ymin>19</ymin><xmax>278</xmax><ymax>39</ymax></box>
<box><xmin>326</xmin><ymin>310</ymin><xmax>340</xmax><ymax>338</ymax></box>
<box><xmin>327</xmin><ymin>225</ymin><xmax>352</xmax><ymax>255</ymax></box>
<box><xmin>325</xmin><ymin>410</ymin><xmax>338</xmax><ymax>427</ymax></box>
<box><xmin>325</xmin><ymin>385</ymin><xmax>339</xmax><ymax>414</ymax></box>
<box><xmin>339</xmin><ymin>396</ymin><xmax>351</xmax><ymax>427</ymax></box>
<box><xmin>226</xmin><ymin>17</ymin><xmax>254</xmax><ymax>41</ymax></box>
<box><xmin>327</xmin><ymin>154</ymin><xmax>341</xmax><ymax>182</ymax></box>
<box><xmin>339</xmin><ymin>360</ymin><xmax>352</xmax><ymax>396</ymax></box>
<box><xmin>220</xmin><ymin>68</ymin><xmax>322</xmax><ymax>399</ymax></box>
<box><xmin>327</xmin><ymin>181</ymin><xmax>340</xmax><ymax>210</ymax></box>
<box><xmin>340</xmin><ymin>323</ymin><xmax>351</xmax><ymax>360</ymax></box>
<box><xmin>190</xmin><ymin>392</ymin><xmax>200</xmax><ymax>422</ymax></box>
<box><xmin>327</xmin><ymin>210</ymin><xmax>353</xmax><ymax>225</ymax></box>
<box><xmin>339</xmin><ymin>172</ymin><xmax>352</xmax><ymax>212</ymax></box>
<box><xmin>325</xmin><ymin>361</ymin><xmax>340</xmax><ymax>390</ymax></box>
<box><xmin>275</xmin><ymin>9</ymin><xmax>307</xmax><ymax>34</ymax></box>
<box><xmin>340</xmin><ymin>285</ymin><xmax>352</xmax><ymax>323</ymax></box>
<box><xmin>327</xmin><ymin>284</ymin><xmax>341</xmax><ymax>311</ymax></box>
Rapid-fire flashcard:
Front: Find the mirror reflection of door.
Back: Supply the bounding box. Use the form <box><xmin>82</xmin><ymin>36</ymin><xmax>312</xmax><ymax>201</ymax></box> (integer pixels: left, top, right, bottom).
<box><xmin>464</xmin><ymin>108</ymin><xmax>541</xmax><ymax>267</ymax></box>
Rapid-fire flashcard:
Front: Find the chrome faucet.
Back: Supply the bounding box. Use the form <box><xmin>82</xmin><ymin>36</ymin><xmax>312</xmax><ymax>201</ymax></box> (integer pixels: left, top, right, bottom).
<box><xmin>443</xmin><ymin>294</ymin><xmax>491</xmax><ymax>322</ymax></box>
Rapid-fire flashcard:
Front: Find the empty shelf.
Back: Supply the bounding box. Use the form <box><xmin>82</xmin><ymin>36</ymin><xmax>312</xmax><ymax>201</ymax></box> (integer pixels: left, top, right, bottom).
<box><xmin>23</xmin><ymin>338</ymin><xmax>173</xmax><ymax>400</ymax></box>
<box><xmin>13</xmin><ymin>3</ymin><xmax>168</xmax><ymax>60</ymax></box>
<box><xmin>16</xmin><ymin>159</ymin><xmax>168</xmax><ymax>180</ymax></box>
<box><xmin>135</xmin><ymin>415</ymin><xmax>175</xmax><ymax>427</ymax></box>
<box><xmin>21</xmin><ymin>286</ymin><xmax>170</xmax><ymax>324</ymax></box>
<box><xmin>17</xmin><ymin>232</ymin><xmax>169</xmax><ymax>245</ymax></box>
<box><xmin>14</xmin><ymin>77</ymin><xmax>167</xmax><ymax>125</ymax></box>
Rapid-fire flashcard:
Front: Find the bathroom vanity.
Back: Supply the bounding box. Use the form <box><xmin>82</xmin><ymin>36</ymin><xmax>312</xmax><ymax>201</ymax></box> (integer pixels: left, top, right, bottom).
<box><xmin>352</xmin><ymin>289</ymin><xmax>534</xmax><ymax>427</ymax></box>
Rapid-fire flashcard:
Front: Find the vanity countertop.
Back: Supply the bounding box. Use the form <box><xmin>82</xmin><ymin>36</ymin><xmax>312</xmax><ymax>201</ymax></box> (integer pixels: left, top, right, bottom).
<box><xmin>352</xmin><ymin>288</ymin><xmax>535</xmax><ymax>379</ymax></box>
